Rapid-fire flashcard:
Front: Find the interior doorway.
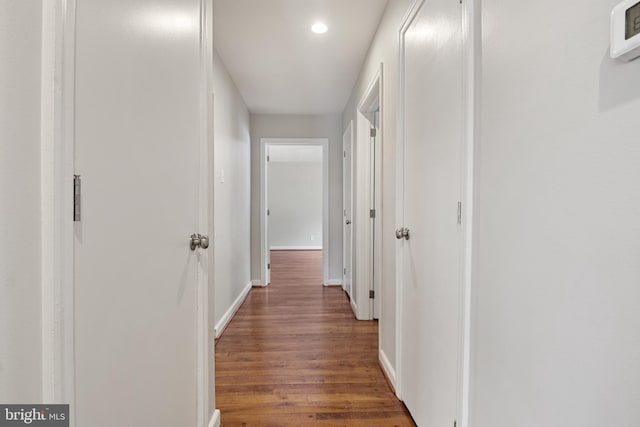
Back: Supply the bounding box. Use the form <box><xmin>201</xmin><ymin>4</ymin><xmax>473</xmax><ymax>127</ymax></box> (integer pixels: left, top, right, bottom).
<box><xmin>260</xmin><ymin>138</ymin><xmax>329</xmax><ymax>286</ymax></box>
<box><xmin>353</xmin><ymin>67</ymin><xmax>382</xmax><ymax>321</ymax></box>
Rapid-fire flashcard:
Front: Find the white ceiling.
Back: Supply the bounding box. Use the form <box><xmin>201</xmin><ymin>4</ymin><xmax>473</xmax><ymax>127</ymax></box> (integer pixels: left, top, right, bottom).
<box><xmin>213</xmin><ymin>0</ymin><xmax>389</xmax><ymax>115</ymax></box>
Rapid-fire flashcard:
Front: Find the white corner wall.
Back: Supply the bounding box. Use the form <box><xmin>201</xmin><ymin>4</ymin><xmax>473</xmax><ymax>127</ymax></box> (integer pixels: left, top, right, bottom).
<box><xmin>268</xmin><ymin>160</ymin><xmax>323</xmax><ymax>249</ymax></box>
<box><xmin>0</xmin><ymin>0</ymin><xmax>44</xmax><ymax>402</ymax></box>
<box><xmin>212</xmin><ymin>50</ymin><xmax>251</xmax><ymax>329</ymax></box>
<box><xmin>472</xmin><ymin>0</ymin><xmax>640</xmax><ymax>426</ymax></box>
<box><xmin>341</xmin><ymin>0</ymin><xmax>412</xmax><ymax>376</ymax></box>
<box><xmin>250</xmin><ymin>114</ymin><xmax>343</xmax><ymax>281</ymax></box>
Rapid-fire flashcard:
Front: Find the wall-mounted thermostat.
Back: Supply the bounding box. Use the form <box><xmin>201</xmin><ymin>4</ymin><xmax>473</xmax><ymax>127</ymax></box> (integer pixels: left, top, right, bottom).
<box><xmin>611</xmin><ymin>0</ymin><xmax>640</xmax><ymax>61</ymax></box>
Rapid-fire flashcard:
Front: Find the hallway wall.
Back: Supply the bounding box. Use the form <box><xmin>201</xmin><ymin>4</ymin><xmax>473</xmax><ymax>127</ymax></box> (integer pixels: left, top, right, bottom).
<box><xmin>0</xmin><ymin>0</ymin><xmax>44</xmax><ymax>403</ymax></box>
<box><xmin>342</xmin><ymin>0</ymin><xmax>412</xmax><ymax>382</ymax></box>
<box><xmin>268</xmin><ymin>160</ymin><xmax>323</xmax><ymax>249</ymax></box>
<box><xmin>212</xmin><ymin>50</ymin><xmax>252</xmax><ymax>329</ymax></box>
<box><xmin>472</xmin><ymin>0</ymin><xmax>640</xmax><ymax>425</ymax></box>
<box><xmin>250</xmin><ymin>114</ymin><xmax>343</xmax><ymax>282</ymax></box>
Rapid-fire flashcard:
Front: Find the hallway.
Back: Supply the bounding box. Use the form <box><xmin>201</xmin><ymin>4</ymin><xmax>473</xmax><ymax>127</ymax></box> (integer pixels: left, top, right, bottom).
<box><xmin>215</xmin><ymin>250</ymin><xmax>415</xmax><ymax>426</ymax></box>
<box><xmin>5</xmin><ymin>1</ymin><xmax>640</xmax><ymax>425</ymax></box>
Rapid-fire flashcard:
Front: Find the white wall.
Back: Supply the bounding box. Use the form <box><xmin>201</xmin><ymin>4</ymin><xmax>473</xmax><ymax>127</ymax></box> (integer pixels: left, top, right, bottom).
<box><xmin>250</xmin><ymin>114</ymin><xmax>343</xmax><ymax>281</ymax></box>
<box><xmin>269</xmin><ymin>160</ymin><xmax>323</xmax><ymax>249</ymax></box>
<box><xmin>212</xmin><ymin>50</ymin><xmax>251</xmax><ymax>328</ymax></box>
<box><xmin>471</xmin><ymin>0</ymin><xmax>640</xmax><ymax>426</ymax></box>
<box><xmin>0</xmin><ymin>0</ymin><xmax>43</xmax><ymax>403</ymax></box>
<box><xmin>342</xmin><ymin>0</ymin><xmax>412</xmax><ymax>375</ymax></box>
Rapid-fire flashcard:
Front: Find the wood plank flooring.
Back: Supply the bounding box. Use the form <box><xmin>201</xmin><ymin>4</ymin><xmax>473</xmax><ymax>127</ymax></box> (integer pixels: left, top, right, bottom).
<box><xmin>215</xmin><ymin>250</ymin><xmax>416</xmax><ymax>426</ymax></box>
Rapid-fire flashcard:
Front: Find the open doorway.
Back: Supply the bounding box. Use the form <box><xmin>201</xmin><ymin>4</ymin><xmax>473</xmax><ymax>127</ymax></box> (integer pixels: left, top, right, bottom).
<box><xmin>260</xmin><ymin>138</ymin><xmax>329</xmax><ymax>286</ymax></box>
<box><xmin>353</xmin><ymin>67</ymin><xmax>382</xmax><ymax>321</ymax></box>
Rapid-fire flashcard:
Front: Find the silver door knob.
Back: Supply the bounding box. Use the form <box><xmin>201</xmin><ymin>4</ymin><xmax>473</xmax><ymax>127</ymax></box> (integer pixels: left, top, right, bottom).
<box><xmin>190</xmin><ymin>234</ymin><xmax>210</xmax><ymax>250</ymax></box>
<box><xmin>346</xmin><ymin>219</ymin><xmax>351</xmax><ymax>225</ymax></box>
<box><xmin>190</xmin><ymin>234</ymin><xmax>201</xmax><ymax>251</ymax></box>
<box><xmin>199</xmin><ymin>234</ymin><xmax>209</xmax><ymax>249</ymax></box>
<box><xmin>395</xmin><ymin>227</ymin><xmax>410</xmax><ymax>240</ymax></box>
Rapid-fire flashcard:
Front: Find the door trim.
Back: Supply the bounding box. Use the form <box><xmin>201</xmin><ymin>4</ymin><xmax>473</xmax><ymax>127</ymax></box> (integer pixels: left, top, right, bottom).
<box><xmin>41</xmin><ymin>0</ymin><xmax>77</xmax><ymax>416</ymax></box>
<box><xmin>198</xmin><ymin>0</ymin><xmax>215</xmax><ymax>424</ymax></box>
<box><xmin>43</xmin><ymin>1</ymin><xmax>214</xmax><ymax>425</ymax></box>
<box><xmin>259</xmin><ymin>138</ymin><xmax>330</xmax><ymax>286</ymax></box>
<box><xmin>459</xmin><ymin>0</ymin><xmax>479</xmax><ymax>425</ymax></box>
<box><xmin>342</xmin><ymin>121</ymin><xmax>354</xmax><ymax>295</ymax></box>
<box><xmin>354</xmin><ymin>65</ymin><xmax>383</xmax><ymax>322</ymax></box>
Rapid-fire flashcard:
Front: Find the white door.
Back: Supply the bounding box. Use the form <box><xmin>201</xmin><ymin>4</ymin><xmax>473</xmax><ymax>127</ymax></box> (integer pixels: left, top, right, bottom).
<box><xmin>74</xmin><ymin>0</ymin><xmax>206</xmax><ymax>425</ymax></box>
<box><xmin>399</xmin><ymin>0</ymin><xmax>462</xmax><ymax>425</ymax></box>
<box><xmin>343</xmin><ymin>122</ymin><xmax>354</xmax><ymax>296</ymax></box>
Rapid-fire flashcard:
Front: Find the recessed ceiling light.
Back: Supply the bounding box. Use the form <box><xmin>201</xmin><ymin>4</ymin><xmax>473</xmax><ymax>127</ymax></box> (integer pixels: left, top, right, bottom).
<box><xmin>311</xmin><ymin>22</ymin><xmax>328</xmax><ymax>34</ymax></box>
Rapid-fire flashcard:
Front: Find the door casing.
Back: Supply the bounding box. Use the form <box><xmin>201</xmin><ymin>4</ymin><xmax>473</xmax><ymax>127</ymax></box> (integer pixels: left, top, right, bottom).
<box><xmin>354</xmin><ymin>65</ymin><xmax>383</xmax><ymax>321</ymax></box>
<box><xmin>342</xmin><ymin>121</ymin><xmax>354</xmax><ymax>296</ymax></box>
<box><xmin>259</xmin><ymin>138</ymin><xmax>330</xmax><ymax>286</ymax></box>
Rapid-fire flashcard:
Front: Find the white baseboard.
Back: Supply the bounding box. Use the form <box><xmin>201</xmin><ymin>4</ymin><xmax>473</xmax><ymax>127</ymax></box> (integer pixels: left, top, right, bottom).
<box><xmin>215</xmin><ymin>282</ymin><xmax>251</xmax><ymax>339</ymax></box>
<box><xmin>270</xmin><ymin>246</ymin><xmax>322</xmax><ymax>250</ymax></box>
<box><xmin>379</xmin><ymin>349</ymin><xmax>397</xmax><ymax>392</ymax></box>
<box><xmin>323</xmin><ymin>279</ymin><xmax>343</xmax><ymax>287</ymax></box>
<box><xmin>208</xmin><ymin>409</ymin><xmax>220</xmax><ymax>427</ymax></box>
<box><xmin>350</xmin><ymin>298</ymin><xmax>358</xmax><ymax>318</ymax></box>
<box><xmin>251</xmin><ymin>279</ymin><xmax>265</xmax><ymax>287</ymax></box>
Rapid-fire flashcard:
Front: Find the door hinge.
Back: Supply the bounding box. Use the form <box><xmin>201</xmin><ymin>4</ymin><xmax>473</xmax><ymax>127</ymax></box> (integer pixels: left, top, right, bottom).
<box><xmin>344</xmin><ymin>268</ymin><xmax>347</xmax><ymax>275</ymax></box>
<box><xmin>369</xmin><ymin>290</ymin><xmax>375</xmax><ymax>299</ymax></box>
<box><xmin>457</xmin><ymin>202</ymin><xmax>462</xmax><ymax>225</ymax></box>
<box><xmin>370</xmin><ymin>209</ymin><xmax>376</xmax><ymax>218</ymax></box>
<box><xmin>454</xmin><ymin>422</ymin><xmax>457</xmax><ymax>427</ymax></box>
<box><xmin>268</xmin><ymin>263</ymin><xmax>270</xmax><ymax>270</ymax></box>
<box><xmin>344</xmin><ymin>150</ymin><xmax>346</xmax><ymax>158</ymax></box>
<box><xmin>267</xmin><ymin>155</ymin><xmax>270</xmax><ymax>162</ymax></box>
<box><xmin>370</xmin><ymin>128</ymin><xmax>377</xmax><ymax>138</ymax></box>
<box><xmin>73</xmin><ymin>174</ymin><xmax>81</xmax><ymax>222</ymax></box>
<box><xmin>267</xmin><ymin>209</ymin><xmax>270</xmax><ymax>216</ymax></box>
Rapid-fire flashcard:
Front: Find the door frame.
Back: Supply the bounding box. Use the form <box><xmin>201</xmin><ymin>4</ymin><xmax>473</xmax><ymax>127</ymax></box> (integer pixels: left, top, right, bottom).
<box><xmin>342</xmin><ymin>121</ymin><xmax>354</xmax><ymax>296</ymax></box>
<box><xmin>459</xmin><ymin>0</ymin><xmax>479</xmax><ymax>425</ymax></box>
<box><xmin>41</xmin><ymin>0</ymin><xmax>76</xmax><ymax>410</ymax></box>
<box><xmin>41</xmin><ymin>1</ymin><xmax>217</xmax><ymax>425</ymax></box>
<box><xmin>354</xmin><ymin>65</ymin><xmax>383</xmax><ymax>321</ymax></box>
<box><xmin>259</xmin><ymin>138</ymin><xmax>330</xmax><ymax>286</ymax></box>
<box><xmin>395</xmin><ymin>1</ymin><xmax>476</xmax><ymax>425</ymax></box>
<box><xmin>199</xmin><ymin>1</ymin><xmax>216</xmax><ymax>425</ymax></box>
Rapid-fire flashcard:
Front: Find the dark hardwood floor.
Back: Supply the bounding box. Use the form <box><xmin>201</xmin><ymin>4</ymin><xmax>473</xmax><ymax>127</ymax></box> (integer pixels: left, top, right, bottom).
<box><xmin>215</xmin><ymin>250</ymin><xmax>416</xmax><ymax>426</ymax></box>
